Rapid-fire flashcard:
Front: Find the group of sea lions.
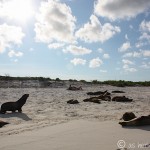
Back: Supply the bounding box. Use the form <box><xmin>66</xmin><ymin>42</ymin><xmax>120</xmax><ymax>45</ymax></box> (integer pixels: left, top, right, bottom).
<box><xmin>67</xmin><ymin>89</ymin><xmax>132</xmax><ymax>104</ymax></box>
<box><xmin>67</xmin><ymin>89</ymin><xmax>150</xmax><ymax>127</ymax></box>
<box><xmin>0</xmin><ymin>94</ymin><xmax>29</xmax><ymax>128</ymax></box>
<box><xmin>85</xmin><ymin>90</ymin><xmax>133</xmax><ymax>103</ymax></box>
<box><xmin>0</xmin><ymin>90</ymin><xmax>150</xmax><ymax>128</ymax></box>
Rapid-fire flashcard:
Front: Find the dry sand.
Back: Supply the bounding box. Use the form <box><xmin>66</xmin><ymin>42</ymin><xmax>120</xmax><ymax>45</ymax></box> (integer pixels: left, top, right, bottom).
<box><xmin>0</xmin><ymin>85</ymin><xmax>150</xmax><ymax>149</ymax></box>
<box><xmin>0</xmin><ymin>120</ymin><xmax>150</xmax><ymax>150</ymax></box>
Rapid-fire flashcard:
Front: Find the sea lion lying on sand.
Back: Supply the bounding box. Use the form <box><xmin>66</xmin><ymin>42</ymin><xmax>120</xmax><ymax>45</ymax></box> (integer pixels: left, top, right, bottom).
<box><xmin>67</xmin><ymin>99</ymin><xmax>79</xmax><ymax>104</ymax></box>
<box><xmin>83</xmin><ymin>97</ymin><xmax>101</xmax><ymax>104</ymax></box>
<box><xmin>119</xmin><ymin>115</ymin><xmax>150</xmax><ymax>126</ymax></box>
<box><xmin>87</xmin><ymin>90</ymin><xmax>110</xmax><ymax>96</ymax></box>
<box><xmin>67</xmin><ymin>85</ymin><xmax>82</xmax><ymax>91</ymax></box>
<box><xmin>0</xmin><ymin>120</ymin><xmax>9</xmax><ymax>128</ymax></box>
<box><xmin>112</xmin><ymin>90</ymin><xmax>125</xmax><ymax>93</ymax></box>
<box><xmin>112</xmin><ymin>96</ymin><xmax>133</xmax><ymax>102</ymax></box>
<box><xmin>0</xmin><ymin>94</ymin><xmax>29</xmax><ymax>114</ymax></box>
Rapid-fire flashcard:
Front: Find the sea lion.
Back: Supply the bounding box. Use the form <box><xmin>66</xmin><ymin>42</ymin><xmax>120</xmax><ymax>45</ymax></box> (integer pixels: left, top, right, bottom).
<box><xmin>112</xmin><ymin>90</ymin><xmax>125</xmax><ymax>93</ymax></box>
<box><xmin>0</xmin><ymin>94</ymin><xmax>29</xmax><ymax>114</ymax></box>
<box><xmin>121</xmin><ymin>112</ymin><xmax>137</xmax><ymax>121</ymax></box>
<box><xmin>67</xmin><ymin>85</ymin><xmax>82</xmax><ymax>91</ymax></box>
<box><xmin>112</xmin><ymin>96</ymin><xmax>133</xmax><ymax>102</ymax></box>
<box><xmin>67</xmin><ymin>99</ymin><xmax>79</xmax><ymax>104</ymax></box>
<box><xmin>83</xmin><ymin>97</ymin><xmax>101</xmax><ymax>104</ymax></box>
<box><xmin>87</xmin><ymin>90</ymin><xmax>109</xmax><ymax>95</ymax></box>
<box><xmin>0</xmin><ymin>120</ymin><xmax>9</xmax><ymax>128</ymax></box>
<box><xmin>119</xmin><ymin>115</ymin><xmax>150</xmax><ymax>126</ymax></box>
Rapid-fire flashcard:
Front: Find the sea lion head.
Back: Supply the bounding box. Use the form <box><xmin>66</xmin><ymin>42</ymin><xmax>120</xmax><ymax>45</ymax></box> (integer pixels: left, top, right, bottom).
<box><xmin>122</xmin><ymin>112</ymin><xmax>136</xmax><ymax>121</ymax></box>
<box><xmin>17</xmin><ymin>94</ymin><xmax>29</xmax><ymax>107</ymax></box>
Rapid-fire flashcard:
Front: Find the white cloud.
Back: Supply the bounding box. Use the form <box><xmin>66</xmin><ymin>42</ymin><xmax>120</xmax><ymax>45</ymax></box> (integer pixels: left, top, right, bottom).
<box><xmin>139</xmin><ymin>20</ymin><xmax>150</xmax><ymax>43</ymax></box>
<box><xmin>122</xmin><ymin>59</ymin><xmax>134</xmax><ymax>65</ymax></box>
<box><xmin>140</xmin><ymin>62</ymin><xmax>150</xmax><ymax>69</ymax></box>
<box><xmin>89</xmin><ymin>57</ymin><xmax>103</xmax><ymax>68</ymax></box>
<box><xmin>103</xmin><ymin>53</ymin><xmax>110</xmax><ymax>59</ymax></box>
<box><xmin>75</xmin><ymin>15</ymin><xmax>120</xmax><ymax>43</ymax></box>
<box><xmin>125</xmin><ymin>34</ymin><xmax>129</xmax><ymax>40</ymax></box>
<box><xmin>94</xmin><ymin>0</ymin><xmax>150</xmax><ymax>20</ymax></box>
<box><xmin>142</xmin><ymin>50</ymin><xmax>150</xmax><ymax>57</ymax></box>
<box><xmin>135</xmin><ymin>42</ymin><xmax>147</xmax><ymax>48</ymax></box>
<box><xmin>34</xmin><ymin>0</ymin><xmax>76</xmax><ymax>44</ymax></box>
<box><xmin>123</xmin><ymin>50</ymin><xmax>150</xmax><ymax>58</ymax></box>
<box><xmin>123</xmin><ymin>64</ymin><xmax>137</xmax><ymax>72</ymax></box>
<box><xmin>70</xmin><ymin>58</ymin><xmax>86</xmax><ymax>66</ymax></box>
<box><xmin>123</xmin><ymin>51</ymin><xmax>142</xmax><ymax>58</ymax></box>
<box><xmin>124</xmin><ymin>66</ymin><xmax>137</xmax><ymax>72</ymax></box>
<box><xmin>139</xmin><ymin>32</ymin><xmax>150</xmax><ymax>42</ymax></box>
<box><xmin>8</xmin><ymin>50</ymin><xmax>23</xmax><ymax>57</ymax></box>
<box><xmin>63</xmin><ymin>45</ymin><xmax>92</xmax><ymax>55</ymax></box>
<box><xmin>0</xmin><ymin>0</ymin><xmax>34</xmax><ymax>22</ymax></box>
<box><xmin>100</xmin><ymin>69</ymin><xmax>107</xmax><ymax>73</ymax></box>
<box><xmin>122</xmin><ymin>59</ymin><xmax>137</xmax><ymax>72</ymax></box>
<box><xmin>118</xmin><ymin>41</ymin><xmax>131</xmax><ymax>52</ymax></box>
<box><xmin>98</xmin><ymin>48</ymin><xmax>104</xmax><ymax>53</ymax></box>
<box><xmin>48</xmin><ymin>43</ymin><xmax>65</xmax><ymax>49</ymax></box>
<box><xmin>140</xmin><ymin>20</ymin><xmax>150</xmax><ymax>32</ymax></box>
<box><xmin>0</xmin><ymin>23</ymin><xmax>25</xmax><ymax>53</ymax></box>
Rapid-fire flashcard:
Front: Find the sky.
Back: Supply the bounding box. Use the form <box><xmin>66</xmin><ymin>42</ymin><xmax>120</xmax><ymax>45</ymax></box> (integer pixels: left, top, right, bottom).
<box><xmin>0</xmin><ymin>0</ymin><xmax>150</xmax><ymax>81</ymax></box>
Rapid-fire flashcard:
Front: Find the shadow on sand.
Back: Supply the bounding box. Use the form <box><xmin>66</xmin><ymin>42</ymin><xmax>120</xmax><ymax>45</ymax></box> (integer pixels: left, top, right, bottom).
<box><xmin>0</xmin><ymin>112</ymin><xmax>32</xmax><ymax>121</ymax></box>
<box><xmin>121</xmin><ymin>125</ymin><xmax>150</xmax><ymax>131</ymax></box>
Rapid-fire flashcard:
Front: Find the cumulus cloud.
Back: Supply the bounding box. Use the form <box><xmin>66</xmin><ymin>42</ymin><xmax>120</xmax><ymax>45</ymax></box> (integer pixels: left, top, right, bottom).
<box><xmin>0</xmin><ymin>0</ymin><xmax>34</xmax><ymax>22</ymax></box>
<box><xmin>94</xmin><ymin>0</ymin><xmax>150</xmax><ymax>20</ymax></box>
<box><xmin>63</xmin><ymin>45</ymin><xmax>92</xmax><ymax>55</ymax></box>
<box><xmin>70</xmin><ymin>58</ymin><xmax>86</xmax><ymax>66</ymax></box>
<box><xmin>122</xmin><ymin>59</ymin><xmax>137</xmax><ymax>72</ymax></box>
<box><xmin>118</xmin><ymin>41</ymin><xmax>131</xmax><ymax>52</ymax></box>
<box><xmin>103</xmin><ymin>53</ymin><xmax>110</xmax><ymax>59</ymax></box>
<box><xmin>0</xmin><ymin>23</ymin><xmax>25</xmax><ymax>53</ymax></box>
<box><xmin>140</xmin><ymin>20</ymin><xmax>150</xmax><ymax>32</ymax></box>
<box><xmin>89</xmin><ymin>57</ymin><xmax>103</xmax><ymax>68</ymax></box>
<box><xmin>123</xmin><ymin>65</ymin><xmax>137</xmax><ymax>72</ymax></box>
<box><xmin>122</xmin><ymin>59</ymin><xmax>134</xmax><ymax>65</ymax></box>
<box><xmin>8</xmin><ymin>50</ymin><xmax>23</xmax><ymax>57</ymax></box>
<box><xmin>34</xmin><ymin>0</ymin><xmax>76</xmax><ymax>44</ymax></box>
<box><xmin>123</xmin><ymin>50</ymin><xmax>150</xmax><ymax>58</ymax></box>
<box><xmin>135</xmin><ymin>42</ymin><xmax>147</xmax><ymax>48</ymax></box>
<box><xmin>48</xmin><ymin>43</ymin><xmax>65</xmax><ymax>49</ymax></box>
<box><xmin>75</xmin><ymin>15</ymin><xmax>120</xmax><ymax>43</ymax></box>
<box><xmin>139</xmin><ymin>32</ymin><xmax>150</xmax><ymax>42</ymax></box>
<box><xmin>139</xmin><ymin>20</ymin><xmax>150</xmax><ymax>43</ymax></box>
<box><xmin>123</xmin><ymin>51</ymin><xmax>142</xmax><ymax>58</ymax></box>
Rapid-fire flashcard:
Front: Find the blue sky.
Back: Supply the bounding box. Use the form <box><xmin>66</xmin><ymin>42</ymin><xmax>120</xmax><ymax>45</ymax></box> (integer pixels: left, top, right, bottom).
<box><xmin>0</xmin><ymin>0</ymin><xmax>150</xmax><ymax>81</ymax></box>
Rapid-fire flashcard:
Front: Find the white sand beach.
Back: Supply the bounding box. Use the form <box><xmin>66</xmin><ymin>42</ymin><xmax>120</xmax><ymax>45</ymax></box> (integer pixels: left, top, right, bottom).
<box><xmin>0</xmin><ymin>120</ymin><xmax>150</xmax><ymax>150</ymax></box>
<box><xmin>0</xmin><ymin>85</ymin><xmax>150</xmax><ymax>149</ymax></box>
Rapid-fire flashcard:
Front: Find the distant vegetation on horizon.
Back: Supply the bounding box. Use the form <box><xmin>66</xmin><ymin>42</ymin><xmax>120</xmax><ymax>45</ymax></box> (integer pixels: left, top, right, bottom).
<box><xmin>0</xmin><ymin>75</ymin><xmax>150</xmax><ymax>87</ymax></box>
